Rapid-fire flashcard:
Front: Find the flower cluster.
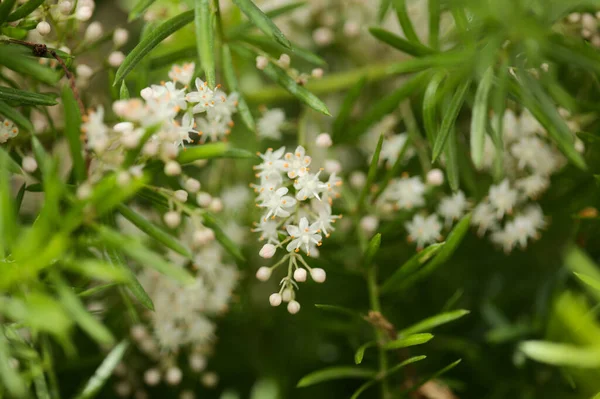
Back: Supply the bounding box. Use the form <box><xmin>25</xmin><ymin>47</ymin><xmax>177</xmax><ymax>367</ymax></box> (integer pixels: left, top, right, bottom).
<box><xmin>0</xmin><ymin>119</ymin><xmax>18</xmax><ymax>144</ymax></box>
<box><xmin>252</xmin><ymin>146</ymin><xmax>342</xmax><ymax>313</ymax></box>
<box><xmin>77</xmin><ymin>63</ymin><xmax>238</xmax><ymax>191</ymax></box>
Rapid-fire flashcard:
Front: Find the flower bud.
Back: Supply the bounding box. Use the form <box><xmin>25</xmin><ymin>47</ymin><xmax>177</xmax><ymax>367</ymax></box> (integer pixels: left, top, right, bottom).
<box><xmin>143</xmin><ymin>368</ymin><xmax>161</xmax><ymax>386</ymax></box>
<box><xmin>201</xmin><ymin>372</ymin><xmax>218</xmax><ymax>388</ymax></box>
<box><xmin>174</xmin><ymin>189</ymin><xmax>188</xmax><ymax>203</ymax></box>
<box><xmin>116</xmin><ymin>171</ymin><xmax>131</xmax><ymax>186</ymax></box>
<box><xmin>76</xmin><ymin>6</ymin><xmax>93</xmax><ymax>21</ymax></box>
<box><xmin>165</xmin><ymin>367</ymin><xmax>182</xmax><ymax>385</ymax></box>
<box><xmin>22</xmin><ymin>156</ymin><xmax>37</xmax><ymax>173</ymax></box>
<box><xmin>140</xmin><ymin>87</ymin><xmax>154</xmax><ymax>100</ymax></box>
<box><xmin>185</xmin><ymin>178</ymin><xmax>201</xmax><ymax>193</ymax></box>
<box><xmin>313</xmin><ymin>27</ymin><xmax>334</xmax><ymax>46</ymax></box>
<box><xmin>255</xmin><ymin>56</ymin><xmax>268</xmax><ymax>70</ymax></box>
<box><xmin>278</xmin><ymin>54</ymin><xmax>291</xmax><ymax>68</ymax></box>
<box><xmin>76</xmin><ymin>64</ymin><xmax>93</xmax><ymax>79</ymax></box>
<box><xmin>59</xmin><ymin>1</ymin><xmax>72</xmax><ymax>14</ymax></box>
<box><xmin>310</xmin><ymin>268</ymin><xmax>326</xmax><ymax>283</ymax></box>
<box><xmin>77</xmin><ymin>184</ymin><xmax>92</xmax><ymax>200</ymax></box>
<box><xmin>349</xmin><ymin>171</ymin><xmax>366</xmax><ymax>188</ymax></box>
<box><xmin>36</xmin><ymin>21</ymin><xmax>51</xmax><ymax>36</ymax></box>
<box><xmin>256</xmin><ymin>266</ymin><xmax>272</xmax><ymax>281</ymax></box>
<box><xmin>281</xmin><ymin>288</ymin><xmax>293</xmax><ymax>302</ymax></box>
<box><xmin>196</xmin><ymin>192</ymin><xmax>212</xmax><ymax>207</ymax></box>
<box><xmin>287</xmin><ymin>300</ymin><xmax>301</xmax><ymax>314</ymax></box>
<box><xmin>84</xmin><ymin>22</ymin><xmax>103</xmax><ymax>42</ymax></box>
<box><xmin>115</xmin><ymin>381</ymin><xmax>132</xmax><ymax>397</ymax></box>
<box><xmin>426</xmin><ymin>168</ymin><xmax>444</xmax><ymax>186</ymax></box>
<box><xmin>360</xmin><ymin>215</ymin><xmax>379</xmax><ymax>235</ymax></box>
<box><xmin>189</xmin><ymin>353</ymin><xmax>206</xmax><ymax>372</ymax></box>
<box><xmin>315</xmin><ymin>133</ymin><xmax>332</xmax><ymax>148</ymax></box>
<box><xmin>113</xmin><ymin>28</ymin><xmax>129</xmax><ymax>47</ymax></box>
<box><xmin>259</xmin><ymin>243</ymin><xmax>276</xmax><ymax>259</ymax></box>
<box><xmin>163</xmin><ymin>211</ymin><xmax>181</xmax><ymax>228</ymax></box>
<box><xmin>164</xmin><ymin>161</ymin><xmax>181</xmax><ymax>176</ymax></box>
<box><xmin>269</xmin><ymin>293</ymin><xmax>282</xmax><ymax>306</ymax></box>
<box><xmin>130</xmin><ymin>325</ymin><xmax>147</xmax><ymax>341</ymax></box>
<box><xmin>293</xmin><ymin>268</ymin><xmax>307</xmax><ymax>282</ymax></box>
<box><xmin>143</xmin><ymin>141</ymin><xmax>158</xmax><ymax>156</ymax></box>
<box><xmin>324</xmin><ymin>159</ymin><xmax>342</xmax><ymax>174</ymax></box>
<box><xmin>311</xmin><ymin>68</ymin><xmax>324</xmax><ymax>79</ymax></box>
<box><xmin>108</xmin><ymin>51</ymin><xmax>125</xmax><ymax>67</ymax></box>
<box><xmin>209</xmin><ymin>198</ymin><xmax>223</xmax><ymax>213</ymax></box>
<box><xmin>193</xmin><ymin>228</ymin><xmax>214</xmax><ymax>246</ymax></box>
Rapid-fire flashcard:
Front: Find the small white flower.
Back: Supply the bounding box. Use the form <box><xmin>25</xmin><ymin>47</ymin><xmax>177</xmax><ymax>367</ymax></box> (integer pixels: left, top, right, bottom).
<box><xmin>438</xmin><ymin>191</ymin><xmax>468</xmax><ymax>226</ymax></box>
<box><xmin>472</xmin><ymin>201</ymin><xmax>498</xmax><ymax>236</ymax></box>
<box><xmin>254</xmin><ymin>147</ymin><xmax>286</xmax><ymax>177</ymax></box>
<box><xmin>386</xmin><ymin>176</ymin><xmax>426</xmax><ymax>210</ymax></box>
<box><xmin>259</xmin><ymin>243</ymin><xmax>277</xmax><ymax>258</ymax></box>
<box><xmin>489</xmin><ymin>179</ymin><xmax>518</xmax><ymax>218</ymax></box>
<box><xmin>108</xmin><ymin>51</ymin><xmax>125</xmax><ymax>67</ymax></box>
<box><xmin>189</xmin><ymin>353</ymin><xmax>206</xmax><ymax>372</ymax></box>
<box><xmin>258</xmin><ymin>187</ymin><xmax>297</xmax><ymax>220</ymax></box>
<box><xmin>515</xmin><ymin>175</ymin><xmax>549</xmax><ymax>198</ymax></box>
<box><xmin>315</xmin><ymin>133</ymin><xmax>332</xmax><ymax>148</ymax></box>
<box><xmin>144</xmin><ymin>369</ymin><xmax>161</xmax><ymax>386</ymax></box>
<box><xmin>285</xmin><ymin>217</ymin><xmax>322</xmax><ymax>255</ymax></box>
<box><xmin>186</xmin><ymin>78</ymin><xmax>215</xmax><ymax>114</ymax></box>
<box><xmin>252</xmin><ymin>219</ymin><xmax>280</xmax><ymax>244</ymax></box>
<box><xmin>405</xmin><ymin>214</ymin><xmax>442</xmax><ymax>249</ymax></box>
<box><xmin>360</xmin><ymin>215</ymin><xmax>379</xmax><ymax>235</ymax></box>
<box><xmin>294</xmin><ymin>171</ymin><xmax>327</xmax><ymax>201</ymax></box>
<box><xmin>282</xmin><ymin>146</ymin><xmax>311</xmax><ymax>178</ymax></box>
<box><xmin>257</xmin><ymin>109</ymin><xmax>286</xmax><ymax>140</ymax></box>
<box><xmin>168</xmin><ymin>63</ymin><xmax>195</xmax><ymax>86</ymax></box>
<box><xmin>380</xmin><ymin>134</ymin><xmax>412</xmax><ymax>165</ymax></box>
<box><xmin>84</xmin><ymin>21</ymin><xmax>103</xmax><ymax>42</ymax></box>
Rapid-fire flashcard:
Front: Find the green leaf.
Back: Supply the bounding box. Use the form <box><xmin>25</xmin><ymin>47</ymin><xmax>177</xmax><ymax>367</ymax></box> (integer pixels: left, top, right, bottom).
<box><xmin>0</xmin><ymin>86</ymin><xmax>58</xmax><ymax>106</ymax></box>
<box><xmin>0</xmin><ymin>150</ymin><xmax>17</xmax><ymax>256</ymax></box>
<box><xmin>226</xmin><ymin>1</ymin><xmax>305</xmax><ymax>39</ymax></box>
<box><xmin>177</xmin><ymin>142</ymin><xmax>256</xmax><ymax>164</ymax></box>
<box><xmin>128</xmin><ymin>0</ymin><xmax>156</xmax><ymax>21</ymax></box>
<box><xmin>222</xmin><ymin>44</ymin><xmax>255</xmax><ymax>132</ymax></box>
<box><xmin>105</xmin><ymin>248</ymin><xmax>155</xmax><ymax>311</ymax></box>
<box><xmin>432</xmin><ymin>79</ymin><xmax>470</xmax><ymax>161</ymax></box>
<box><xmin>297</xmin><ymin>366</ymin><xmax>377</xmax><ymax>388</ymax></box>
<box><xmin>520</xmin><ymin>341</ymin><xmax>600</xmax><ymax>368</ymax></box>
<box><xmin>195</xmin><ymin>0</ymin><xmax>215</xmax><ymax>87</ymax></box>
<box><xmin>566</xmin><ymin>246</ymin><xmax>600</xmax><ymax>302</ymax></box>
<box><xmin>233</xmin><ymin>0</ymin><xmax>291</xmax><ymax>49</ymax></box>
<box><xmin>364</xmin><ymin>233</ymin><xmax>382</xmax><ymax>267</ymax></box>
<box><xmin>87</xmin><ymin>173</ymin><xmax>148</xmax><ymax>217</ymax></box>
<box><xmin>6</xmin><ymin>0</ymin><xmax>44</xmax><ymax>21</ymax></box>
<box><xmin>249</xmin><ymin>379</ymin><xmax>279</xmax><ymax>399</ymax></box>
<box><xmin>369</xmin><ymin>27</ymin><xmax>433</xmax><ymax>57</ymax></box>
<box><xmin>62</xmin><ymin>86</ymin><xmax>85</xmax><ymax>182</ymax></box>
<box><xmin>428</xmin><ymin>0</ymin><xmax>440</xmax><ymax>49</ymax></box>
<box><xmin>349</xmin><ymin>72</ymin><xmax>428</xmax><ymax>140</ymax></box>
<box><xmin>0</xmin><ymin>99</ymin><xmax>34</xmax><ymax>132</ymax></box>
<box><xmin>119</xmin><ymin>81</ymin><xmax>130</xmax><ymax>100</ymax></box>
<box><xmin>380</xmin><ymin>243</ymin><xmax>445</xmax><ymax>295</ymax></box>
<box><xmin>574</xmin><ymin>273</ymin><xmax>600</xmax><ymax>293</ymax></box>
<box><xmin>354</xmin><ymin>341</ymin><xmax>377</xmax><ymax>365</ymax></box>
<box><xmin>0</xmin><ymin>0</ymin><xmax>17</xmax><ymax>23</ymax></box>
<box><xmin>96</xmin><ymin>226</ymin><xmax>195</xmax><ymax>285</ymax></box>
<box><xmin>117</xmin><ymin>204</ymin><xmax>192</xmax><ymax>258</ymax></box>
<box><xmin>358</xmin><ymin>135</ymin><xmax>384</xmax><ymax>208</ymax></box>
<box><xmin>202</xmin><ymin>212</ymin><xmax>245</xmax><ymax>261</ymax></box>
<box><xmin>74</xmin><ymin>341</ymin><xmax>129</xmax><ymax>399</ymax></box>
<box><xmin>332</xmin><ymin>76</ymin><xmax>366</xmax><ymax>141</ymax></box>
<box><xmin>240</xmin><ymin>34</ymin><xmax>326</xmax><ymax>66</ymax></box>
<box><xmin>0</xmin><ymin>45</ymin><xmax>62</xmax><ymax>85</ymax></box>
<box><xmin>0</xmin><ymin>327</ymin><xmax>27</xmax><ymax>398</ymax></box>
<box><xmin>377</xmin><ymin>0</ymin><xmax>391</xmax><ymax>23</ymax></box>
<box><xmin>383</xmin><ymin>333</ymin><xmax>433</xmax><ymax>350</ymax></box>
<box><xmin>422</xmin><ymin>70</ymin><xmax>446</xmax><ymax>143</ymax></box>
<box><xmin>114</xmin><ymin>10</ymin><xmax>195</xmax><ymax>85</ymax></box>
<box><xmin>15</xmin><ymin>182</ymin><xmax>26</xmax><ymax>212</ymax></box>
<box><xmin>470</xmin><ymin>67</ymin><xmax>494</xmax><ymax>169</ymax></box>
<box><xmin>445</xmin><ymin>126</ymin><xmax>460</xmax><ymax>191</ymax></box>
<box><xmin>52</xmin><ymin>274</ymin><xmax>115</xmax><ymax>346</ymax></box>
<box><xmin>391</xmin><ymin>0</ymin><xmax>420</xmax><ymax>43</ymax></box>
<box><xmin>399</xmin><ymin>310</ymin><xmax>470</xmax><ymax>335</ymax></box>
<box><xmin>350</xmin><ymin>356</ymin><xmax>427</xmax><ymax>399</ymax></box>
<box><xmin>64</xmin><ymin>259</ymin><xmax>131</xmax><ymax>283</ymax></box>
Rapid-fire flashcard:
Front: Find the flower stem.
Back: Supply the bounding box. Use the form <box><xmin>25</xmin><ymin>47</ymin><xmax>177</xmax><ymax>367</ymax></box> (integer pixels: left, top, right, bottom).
<box><xmin>366</xmin><ymin>261</ymin><xmax>390</xmax><ymax>399</ymax></box>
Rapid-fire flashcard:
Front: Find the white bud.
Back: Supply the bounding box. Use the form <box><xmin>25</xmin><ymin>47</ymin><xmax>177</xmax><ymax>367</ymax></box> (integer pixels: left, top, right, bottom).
<box><xmin>139</xmin><ymin>338</ymin><xmax>157</xmax><ymax>354</ymax></box>
<box><xmin>165</xmin><ymin>367</ymin><xmax>182</xmax><ymax>385</ymax></box>
<box><xmin>84</xmin><ymin>22</ymin><xmax>103</xmax><ymax>42</ymax></box>
<box><xmin>360</xmin><ymin>215</ymin><xmax>379</xmax><ymax>235</ymax></box>
<box><xmin>255</xmin><ymin>56</ymin><xmax>268</xmax><ymax>70</ymax></box>
<box><xmin>121</xmin><ymin>133</ymin><xmax>140</xmax><ymax>149</ymax></box>
<box><xmin>174</xmin><ymin>189</ymin><xmax>188</xmax><ymax>202</ymax></box>
<box><xmin>36</xmin><ymin>21</ymin><xmax>51</xmax><ymax>36</ymax></box>
<box><xmin>313</xmin><ymin>27</ymin><xmax>334</xmax><ymax>46</ymax></box>
<box><xmin>293</xmin><ymin>268</ymin><xmax>307</xmax><ymax>282</ymax></box>
<box><xmin>77</xmin><ymin>183</ymin><xmax>92</xmax><ymax>200</ymax></box>
<box><xmin>311</xmin><ymin>68</ymin><xmax>324</xmax><ymax>79</ymax></box>
<box><xmin>568</xmin><ymin>12</ymin><xmax>581</xmax><ymax>23</ymax></box>
<box><xmin>287</xmin><ymin>300</ymin><xmax>301</xmax><ymax>314</ymax></box>
<box><xmin>108</xmin><ymin>51</ymin><xmax>125</xmax><ymax>67</ymax></box>
<box><xmin>196</xmin><ymin>192</ymin><xmax>212</xmax><ymax>207</ymax></box>
<box><xmin>115</xmin><ymin>381</ymin><xmax>132</xmax><ymax>397</ymax></box>
<box><xmin>269</xmin><ymin>293</ymin><xmax>282</xmax><ymax>306</ymax></box>
<box><xmin>143</xmin><ymin>368</ymin><xmax>161</xmax><ymax>386</ymax></box>
<box><xmin>349</xmin><ymin>171</ymin><xmax>366</xmax><ymax>188</ymax></box>
<box><xmin>201</xmin><ymin>372</ymin><xmax>218</xmax><ymax>388</ymax></box>
<box><xmin>130</xmin><ymin>325</ymin><xmax>147</xmax><ymax>341</ymax></box>
<box><xmin>161</xmin><ymin>142</ymin><xmax>178</xmax><ymax>159</ymax></box>
<box><xmin>163</xmin><ymin>211</ymin><xmax>181</xmax><ymax>228</ymax></box>
<box><xmin>582</xmin><ymin>13</ymin><xmax>596</xmax><ymax>30</ymax></box>
<box><xmin>324</xmin><ymin>159</ymin><xmax>342</xmax><ymax>174</ymax></box>
<box><xmin>310</xmin><ymin>268</ymin><xmax>326</xmax><ymax>283</ymax></box>
<box><xmin>426</xmin><ymin>168</ymin><xmax>445</xmax><ymax>186</ymax></box>
<box><xmin>193</xmin><ymin>228</ymin><xmax>214</xmax><ymax>246</ymax></box>
<box><xmin>140</xmin><ymin>87</ymin><xmax>154</xmax><ymax>100</ymax></box>
<box><xmin>343</xmin><ymin>21</ymin><xmax>360</xmax><ymax>37</ymax></box>
<box><xmin>189</xmin><ymin>353</ymin><xmax>206</xmax><ymax>372</ymax></box>
<box><xmin>164</xmin><ymin>161</ymin><xmax>181</xmax><ymax>176</ymax></box>
<box><xmin>592</xmin><ymin>34</ymin><xmax>600</xmax><ymax>48</ymax></box>
<box><xmin>582</xmin><ymin>28</ymin><xmax>593</xmax><ymax>38</ymax></box>
<box><xmin>113</xmin><ymin>28</ymin><xmax>129</xmax><ymax>47</ymax></box>
<box><xmin>59</xmin><ymin>1</ymin><xmax>72</xmax><ymax>14</ymax></box>
<box><xmin>76</xmin><ymin>5</ymin><xmax>93</xmax><ymax>21</ymax></box>
<box><xmin>256</xmin><ymin>266</ymin><xmax>272</xmax><ymax>281</ymax></box>
<box><xmin>185</xmin><ymin>178</ymin><xmax>201</xmax><ymax>193</ymax></box>
<box><xmin>76</xmin><ymin>64</ymin><xmax>93</xmax><ymax>79</ymax></box>
<box><xmin>575</xmin><ymin>138</ymin><xmax>585</xmax><ymax>153</ymax></box>
<box><xmin>281</xmin><ymin>288</ymin><xmax>293</xmax><ymax>302</ymax></box>
<box><xmin>259</xmin><ymin>243</ymin><xmax>276</xmax><ymax>259</ymax></box>
<box><xmin>278</xmin><ymin>54</ymin><xmax>291</xmax><ymax>68</ymax></box>
<box><xmin>209</xmin><ymin>198</ymin><xmax>223</xmax><ymax>213</ymax></box>
<box><xmin>315</xmin><ymin>133</ymin><xmax>332</xmax><ymax>148</ymax></box>
<box><xmin>22</xmin><ymin>156</ymin><xmax>37</xmax><ymax>173</ymax></box>
<box><xmin>116</xmin><ymin>171</ymin><xmax>131</xmax><ymax>186</ymax></box>
<box><xmin>143</xmin><ymin>141</ymin><xmax>158</xmax><ymax>156</ymax></box>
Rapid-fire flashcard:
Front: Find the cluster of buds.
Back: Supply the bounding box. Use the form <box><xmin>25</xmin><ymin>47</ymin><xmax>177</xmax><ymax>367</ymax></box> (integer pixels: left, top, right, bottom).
<box><xmin>0</xmin><ymin>119</ymin><xmax>18</xmax><ymax>144</ymax></box>
<box><xmin>252</xmin><ymin>146</ymin><xmax>342</xmax><ymax>314</ymax></box>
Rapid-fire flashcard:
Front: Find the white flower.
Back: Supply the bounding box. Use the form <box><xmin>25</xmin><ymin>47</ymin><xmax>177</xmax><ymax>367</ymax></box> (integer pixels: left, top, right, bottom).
<box><xmin>258</xmin><ymin>187</ymin><xmax>297</xmax><ymax>220</ymax></box>
<box><xmin>257</xmin><ymin>109</ymin><xmax>286</xmax><ymax>140</ymax></box>
<box><xmin>387</xmin><ymin>176</ymin><xmax>426</xmax><ymax>210</ymax></box>
<box><xmin>472</xmin><ymin>201</ymin><xmax>498</xmax><ymax>236</ymax></box>
<box><xmin>285</xmin><ymin>217</ymin><xmax>322</xmax><ymax>255</ymax></box>
<box><xmin>380</xmin><ymin>134</ymin><xmax>412</xmax><ymax>165</ymax></box>
<box><xmin>252</xmin><ymin>219</ymin><xmax>280</xmax><ymax>244</ymax></box>
<box><xmin>426</xmin><ymin>169</ymin><xmax>445</xmax><ymax>186</ymax></box>
<box><xmin>294</xmin><ymin>171</ymin><xmax>327</xmax><ymax>201</ymax></box>
<box><xmin>168</xmin><ymin>62</ymin><xmax>195</xmax><ymax>86</ymax></box>
<box><xmin>405</xmin><ymin>214</ymin><xmax>442</xmax><ymax>249</ymax></box>
<box><xmin>282</xmin><ymin>146</ymin><xmax>311</xmax><ymax>178</ymax></box>
<box><xmin>515</xmin><ymin>175</ymin><xmax>550</xmax><ymax>198</ymax></box>
<box><xmin>254</xmin><ymin>147</ymin><xmax>286</xmax><ymax>178</ymax></box>
<box><xmin>489</xmin><ymin>179</ymin><xmax>518</xmax><ymax>218</ymax></box>
<box><xmin>360</xmin><ymin>215</ymin><xmax>379</xmax><ymax>235</ymax></box>
<box><xmin>437</xmin><ymin>191</ymin><xmax>468</xmax><ymax>226</ymax></box>
<box><xmin>315</xmin><ymin>133</ymin><xmax>332</xmax><ymax>148</ymax></box>
<box><xmin>0</xmin><ymin>119</ymin><xmax>18</xmax><ymax>144</ymax></box>
<box><xmin>186</xmin><ymin>78</ymin><xmax>216</xmax><ymax>114</ymax></box>
<box><xmin>314</xmin><ymin>203</ymin><xmax>341</xmax><ymax>238</ymax></box>
<box><xmin>510</xmin><ymin>137</ymin><xmax>563</xmax><ymax>176</ymax></box>
<box><xmin>83</xmin><ymin>107</ymin><xmax>109</xmax><ymax>152</ymax></box>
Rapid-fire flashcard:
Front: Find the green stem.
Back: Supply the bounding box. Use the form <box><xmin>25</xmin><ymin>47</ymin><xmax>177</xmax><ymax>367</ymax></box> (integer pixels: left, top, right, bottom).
<box><xmin>366</xmin><ymin>262</ymin><xmax>390</xmax><ymax>399</ymax></box>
